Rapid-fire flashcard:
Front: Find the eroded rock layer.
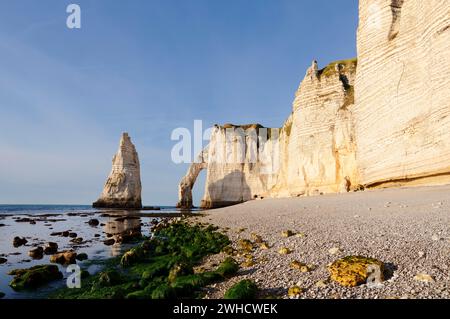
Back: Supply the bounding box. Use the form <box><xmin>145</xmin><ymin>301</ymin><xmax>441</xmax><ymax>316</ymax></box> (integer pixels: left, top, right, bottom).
<box><xmin>355</xmin><ymin>0</ymin><xmax>450</xmax><ymax>187</ymax></box>
<box><xmin>93</xmin><ymin>133</ymin><xmax>142</xmax><ymax>209</ymax></box>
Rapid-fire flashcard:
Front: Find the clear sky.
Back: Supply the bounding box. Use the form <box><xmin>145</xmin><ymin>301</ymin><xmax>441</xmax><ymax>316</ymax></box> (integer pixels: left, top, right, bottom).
<box><xmin>0</xmin><ymin>0</ymin><xmax>358</xmax><ymax>206</ymax></box>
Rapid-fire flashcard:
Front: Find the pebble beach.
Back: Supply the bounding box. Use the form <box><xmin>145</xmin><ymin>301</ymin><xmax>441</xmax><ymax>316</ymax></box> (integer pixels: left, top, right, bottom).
<box><xmin>192</xmin><ymin>185</ymin><xmax>450</xmax><ymax>299</ymax></box>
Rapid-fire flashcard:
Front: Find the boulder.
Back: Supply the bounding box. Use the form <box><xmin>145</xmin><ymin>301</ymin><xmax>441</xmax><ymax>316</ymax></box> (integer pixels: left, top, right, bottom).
<box><xmin>13</xmin><ymin>237</ymin><xmax>28</xmax><ymax>247</ymax></box>
<box><xmin>44</xmin><ymin>242</ymin><xmax>58</xmax><ymax>255</ymax></box>
<box><xmin>50</xmin><ymin>251</ymin><xmax>77</xmax><ymax>265</ymax></box>
<box><xmin>28</xmin><ymin>247</ymin><xmax>44</xmax><ymax>259</ymax></box>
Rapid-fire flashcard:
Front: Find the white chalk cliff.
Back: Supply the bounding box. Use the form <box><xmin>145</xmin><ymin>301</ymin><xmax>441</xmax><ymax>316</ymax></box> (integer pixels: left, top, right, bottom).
<box><xmin>177</xmin><ymin>0</ymin><xmax>450</xmax><ymax>208</ymax></box>
<box><xmin>93</xmin><ymin>133</ymin><xmax>142</xmax><ymax>209</ymax></box>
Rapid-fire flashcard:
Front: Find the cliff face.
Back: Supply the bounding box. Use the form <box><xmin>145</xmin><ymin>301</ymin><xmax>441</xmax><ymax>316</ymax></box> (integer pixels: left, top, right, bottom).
<box><xmin>93</xmin><ymin>133</ymin><xmax>142</xmax><ymax>209</ymax></box>
<box><xmin>178</xmin><ymin>59</ymin><xmax>359</xmax><ymax>208</ymax></box>
<box><xmin>177</xmin><ymin>0</ymin><xmax>450</xmax><ymax>208</ymax></box>
<box><xmin>355</xmin><ymin>0</ymin><xmax>450</xmax><ymax>187</ymax></box>
<box><xmin>270</xmin><ymin>59</ymin><xmax>359</xmax><ymax>197</ymax></box>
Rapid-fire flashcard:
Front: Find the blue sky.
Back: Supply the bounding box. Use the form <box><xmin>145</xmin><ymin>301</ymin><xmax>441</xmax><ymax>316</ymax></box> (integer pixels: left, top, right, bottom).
<box><xmin>0</xmin><ymin>0</ymin><xmax>358</xmax><ymax>206</ymax></box>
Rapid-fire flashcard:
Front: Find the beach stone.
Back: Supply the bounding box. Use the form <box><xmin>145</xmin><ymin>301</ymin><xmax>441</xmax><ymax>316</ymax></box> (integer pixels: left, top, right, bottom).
<box><xmin>62</xmin><ymin>231</ymin><xmax>70</xmax><ymax>237</ymax></box>
<box><xmin>103</xmin><ymin>238</ymin><xmax>115</xmax><ymax>246</ymax></box>
<box><xmin>281</xmin><ymin>230</ymin><xmax>295</xmax><ymax>238</ymax></box>
<box><xmin>50</xmin><ymin>251</ymin><xmax>77</xmax><ymax>264</ymax></box>
<box><xmin>0</xmin><ymin>292</ymin><xmax>4</xmax><ymax>298</ymax></box>
<box><xmin>238</xmin><ymin>239</ymin><xmax>253</xmax><ymax>252</ymax></box>
<box><xmin>70</xmin><ymin>237</ymin><xmax>83</xmax><ymax>244</ymax></box>
<box><xmin>8</xmin><ymin>265</ymin><xmax>63</xmax><ymax>290</ymax></box>
<box><xmin>328</xmin><ymin>247</ymin><xmax>341</xmax><ymax>255</ymax></box>
<box><xmin>44</xmin><ymin>242</ymin><xmax>58</xmax><ymax>255</ymax></box>
<box><xmin>88</xmin><ymin>219</ymin><xmax>100</xmax><ymax>227</ymax></box>
<box><xmin>290</xmin><ymin>260</ymin><xmax>311</xmax><ymax>272</ymax></box>
<box><xmin>28</xmin><ymin>247</ymin><xmax>44</xmax><ymax>259</ymax></box>
<box><xmin>68</xmin><ymin>232</ymin><xmax>77</xmax><ymax>238</ymax></box>
<box><xmin>0</xmin><ymin>257</ymin><xmax>7</xmax><ymax>264</ymax></box>
<box><xmin>329</xmin><ymin>256</ymin><xmax>384</xmax><ymax>287</ymax></box>
<box><xmin>288</xmin><ymin>286</ymin><xmax>303</xmax><ymax>298</ymax></box>
<box><xmin>94</xmin><ymin>234</ymin><xmax>101</xmax><ymax>238</ymax></box>
<box><xmin>278</xmin><ymin>247</ymin><xmax>291</xmax><ymax>255</ymax></box>
<box><xmin>414</xmin><ymin>273</ymin><xmax>435</xmax><ymax>283</ymax></box>
<box><xmin>13</xmin><ymin>237</ymin><xmax>28</xmax><ymax>248</ymax></box>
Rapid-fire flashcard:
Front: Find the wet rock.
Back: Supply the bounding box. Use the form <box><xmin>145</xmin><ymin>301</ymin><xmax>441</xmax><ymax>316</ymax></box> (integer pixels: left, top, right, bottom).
<box><xmin>28</xmin><ymin>247</ymin><xmax>44</xmax><ymax>259</ymax></box>
<box><xmin>44</xmin><ymin>242</ymin><xmax>58</xmax><ymax>255</ymax></box>
<box><xmin>103</xmin><ymin>238</ymin><xmax>115</xmax><ymax>246</ymax></box>
<box><xmin>75</xmin><ymin>253</ymin><xmax>88</xmax><ymax>261</ymax></box>
<box><xmin>0</xmin><ymin>257</ymin><xmax>7</xmax><ymax>264</ymax></box>
<box><xmin>29</xmin><ymin>220</ymin><xmax>36</xmax><ymax>225</ymax></box>
<box><xmin>88</xmin><ymin>219</ymin><xmax>99</xmax><ymax>227</ymax></box>
<box><xmin>70</xmin><ymin>237</ymin><xmax>83</xmax><ymax>244</ymax></box>
<box><xmin>13</xmin><ymin>237</ymin><xmax>28</xmax><ymax>248</ymax></box>
<box><xmin>8</xmin><ymin>265</ymin><xmax>63</xmax><ymax>290</ymax></box>
<box><xmin>96</xmin><ymin>270</ymin><xmax>122</xmax><ymax>287</ymax></box>
<box><xmin>15</xmin><ymin>218</ymin><xmax>33</xmax><ymax>223</ymax></box>
<box><xmin>328</xmin><ymin>247</ymin><xmax>341</xmax><ymax>255</ymax></box>
<box><xmin>94</xmin><ymin>234</ymin><xmax>101</xmax><ymax>238</ymax></box>
<box><xmin>50</xmin><ymin>232</ymin><xmax>62</xmax><ymax>237</ymax></box>
<box><xmin>0</xmin><ymin>292</ymin><xmax>4</xmax><ymax>298</ymax></box>
<box><xmin>0</xmin><ymin>223</ymin><xmax>6</xmax><ymax>227</ymax></box>
<box><xmin>68</xmin><ymin>232</ymin><xmax>77</xmax><ymax>238</ymax></box>
<box><xmin>168</xmin><ymin>263</ymin><xmax>194</xmax><ymax>283</ymax></box>
<box><xmin>50</xmin><ymin>251</ymin><xmax>77</xmax><ymax>264</ymax></box>
<box><xmin>328</xmin><ymin>255</ymin><xmax>384</xmax><ymax>287</ymax></box>
<box><xmin>116</xmin><ymin>229</ymin><xmax>142</xmax><ymax>244</ymax></box>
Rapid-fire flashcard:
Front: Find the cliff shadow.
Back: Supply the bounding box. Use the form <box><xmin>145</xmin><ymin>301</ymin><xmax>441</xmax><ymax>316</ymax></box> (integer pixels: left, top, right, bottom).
<box><xmin>201</xmin><ymin>170</ymin><xmax>252</xmax><ymax>209</ymax></box>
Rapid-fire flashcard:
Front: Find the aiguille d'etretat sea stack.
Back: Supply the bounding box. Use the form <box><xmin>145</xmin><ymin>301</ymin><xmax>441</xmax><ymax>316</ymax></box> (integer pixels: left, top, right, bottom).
<box><xmin>1</xmin><ymin>0</ymin><xmax>450</xmax><ymax>314</ymax></box>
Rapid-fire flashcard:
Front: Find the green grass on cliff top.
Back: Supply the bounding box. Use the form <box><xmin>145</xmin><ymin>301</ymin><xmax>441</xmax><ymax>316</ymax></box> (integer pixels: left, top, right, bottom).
<box><xmin>319</xmin><ymin>58</ymin><xmax>357</xmax><ymax>78</ymax></box>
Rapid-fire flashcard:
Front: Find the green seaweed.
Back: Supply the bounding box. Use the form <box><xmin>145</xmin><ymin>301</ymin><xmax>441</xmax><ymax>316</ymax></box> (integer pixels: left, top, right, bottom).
<box><xmin>51</xmin><ymin>222</ymin><xmax>234</xmax><ymax>299</ymax></box>
<box><xmin>224</xmin><ymin>279</ymin><xmax>258</xmax><ymax>299</ymax></box>
<box><xmin>9</xmin><ymin>265</ymin><xmax>63</xmax><ymax>291</ymax></box>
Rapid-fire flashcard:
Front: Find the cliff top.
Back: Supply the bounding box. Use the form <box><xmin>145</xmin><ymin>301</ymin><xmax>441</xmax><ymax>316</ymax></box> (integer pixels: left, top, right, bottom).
<box><xmin>318</xmin><ymin>58</ymin><xmax>357</xmax><ymax>78</ymax></box>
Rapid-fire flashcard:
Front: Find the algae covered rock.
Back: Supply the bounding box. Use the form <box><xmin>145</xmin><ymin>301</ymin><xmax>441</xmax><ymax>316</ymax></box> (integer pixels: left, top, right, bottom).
<box><xmin>224</xmin><ymin>279</ymin><xmax>258</xmax><ymax>299</ymax></box>
<box><xmin>96</xmin><ymin>270</ymin><xmax>123</xmax><ymax>288</ymax></box>
<box><xmin>238</xmin><ymin>239</ymin><xmax>253</xmax><ymax>253</ymax></box>
<box><xmin>328</xmin><ymin>255</ymin><xmax>384</xmax><ymax>287</ymax></box>
<box><xmin>151</xmin><ymin>284</ymin><xmax>175</xmax><ymax>299</ymax></box>
<box><xmin>287</xmin><ymin>286</ymin><xmax>303</xmax><ymax>298</ymax></box>
<box><xmin>168</xmin><ymin>263</ymin><xmax>194</xmax><ymax>283</ymax></box>
<box><xmin>50</xmin><ymin>251</ymin><xmax>77</xmax><ymax>264</ymax></box>
<box><xmin>8</xmin><ymin>265</ymin><xmax>63</xmax><ymax>290</ymax></box>
<box><xmin>120</xmin><ymin>247</ymin><xmax>144</xmax><ymax>267</ymax></box>
<box><xmin>215</xmin><ymin>257</ymin><xmax>239</xmax><ymax>278</ymax></box>
<box><xmin>281</xmin><ymin>230</ymin><xmax>295</xmax><ymax>238</ymax></box>
<box><xmin>290</xmin><ymin>260</ymin><xmax>311</xmax><ymax>272</ymax></box>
